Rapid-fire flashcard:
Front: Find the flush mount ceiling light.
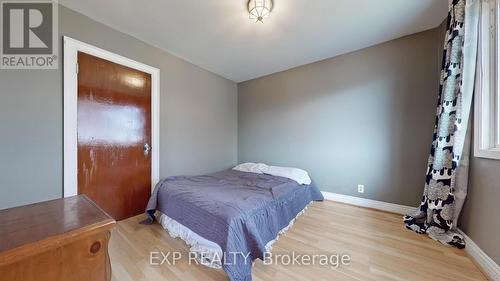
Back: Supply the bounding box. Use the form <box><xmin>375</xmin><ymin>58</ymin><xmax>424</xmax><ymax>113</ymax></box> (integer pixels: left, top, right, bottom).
<box><xmin>247</xmin><ymin>0</ymin><xmax>273</xmax><ymax>23</ymax></box>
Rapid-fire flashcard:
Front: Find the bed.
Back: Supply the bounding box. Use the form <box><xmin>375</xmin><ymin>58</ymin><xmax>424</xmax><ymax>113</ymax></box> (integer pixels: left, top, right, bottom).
<box><xmin>144</xmin><ymin>163</ymin><xmax>324</xmax><ymax>281</ymax></box>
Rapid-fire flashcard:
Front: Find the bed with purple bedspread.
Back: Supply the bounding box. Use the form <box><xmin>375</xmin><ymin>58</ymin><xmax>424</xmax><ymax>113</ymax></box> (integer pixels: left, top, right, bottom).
<box><xmin>144</xmin><ymin>169</ymin><xmax>324</xmax><ymax>281</ymax></box>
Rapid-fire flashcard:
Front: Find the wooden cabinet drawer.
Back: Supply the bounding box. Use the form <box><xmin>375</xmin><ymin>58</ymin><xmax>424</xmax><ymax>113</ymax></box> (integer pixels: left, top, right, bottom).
<box><xmin>0</xmin><ymin>196</ymin><xmax>115</xmax><ymax>281</ymax></box>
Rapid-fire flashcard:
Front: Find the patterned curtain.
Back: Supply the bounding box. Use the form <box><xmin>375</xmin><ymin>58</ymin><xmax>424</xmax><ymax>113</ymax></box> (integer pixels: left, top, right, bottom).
<box><xmin>404</xmin><ymin>0</ymin><xmax>479</xmax><ymax>248</ymax></box>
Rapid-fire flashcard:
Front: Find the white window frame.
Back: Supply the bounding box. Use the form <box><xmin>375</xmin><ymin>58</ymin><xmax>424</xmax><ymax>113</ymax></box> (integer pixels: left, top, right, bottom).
<box><xmin>475</xmin><ymin>0</ymin><xmax>500</xmax><ymax>160</ymax></box>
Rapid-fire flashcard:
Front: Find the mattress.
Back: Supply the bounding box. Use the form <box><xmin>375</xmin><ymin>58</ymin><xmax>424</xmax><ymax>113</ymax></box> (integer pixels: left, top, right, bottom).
<box><xmin>145</xmin><ymin>169</ymin><xmax>324</xmax><ymax>281</ymax></box>
<box><xmin>157</xmin><ymin>200</ymin><xmax>313</xmax><ymax>269</ymax></box>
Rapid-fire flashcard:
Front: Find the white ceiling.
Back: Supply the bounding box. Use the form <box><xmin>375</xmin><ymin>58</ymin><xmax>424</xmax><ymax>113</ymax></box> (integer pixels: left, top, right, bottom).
<box><xmin>60</xmin><ymin>0</ymin><xmax>448</xmax><ymax>82</ymax></box>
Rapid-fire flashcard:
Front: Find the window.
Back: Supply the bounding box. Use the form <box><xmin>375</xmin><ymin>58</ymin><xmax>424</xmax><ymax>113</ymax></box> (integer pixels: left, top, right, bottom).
<box><xmin>475</xmin><ymin>0</ymin><xmax>500</xmax><ymax>159</ymax></box>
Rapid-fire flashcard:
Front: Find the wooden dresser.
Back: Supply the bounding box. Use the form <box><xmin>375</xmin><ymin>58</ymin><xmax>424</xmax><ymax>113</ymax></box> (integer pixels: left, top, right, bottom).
<box><xmin>0</xmin><ymin>195</ymin><xmax>116</xmax><ymax>281</ymax></box>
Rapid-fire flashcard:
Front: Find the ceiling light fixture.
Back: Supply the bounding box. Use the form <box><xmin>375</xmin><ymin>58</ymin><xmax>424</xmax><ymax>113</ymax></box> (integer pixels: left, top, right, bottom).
<box><xmin>247</xmin><ymin>0</ymin><xmax>273</xmax><ymax>23</ymax></box>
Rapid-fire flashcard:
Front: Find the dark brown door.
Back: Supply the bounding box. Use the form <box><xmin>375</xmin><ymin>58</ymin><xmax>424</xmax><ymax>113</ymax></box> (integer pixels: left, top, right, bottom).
<box><xmin>77</xmin><ymin>52</ymin><xmax>152</xmax><ymax>221</ymax></box>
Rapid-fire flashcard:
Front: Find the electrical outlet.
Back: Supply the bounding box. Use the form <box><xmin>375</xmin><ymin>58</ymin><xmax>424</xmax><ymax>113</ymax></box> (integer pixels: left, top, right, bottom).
<box><xmin>357</xmin><ymin>184</ymin><xmax>365</xmax><ymax>193</ymax></box>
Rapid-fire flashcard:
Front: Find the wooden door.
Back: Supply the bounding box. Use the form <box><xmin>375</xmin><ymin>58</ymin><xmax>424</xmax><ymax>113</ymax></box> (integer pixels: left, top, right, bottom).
<box><xmin>77</xmin><ymin>52</ymin><xmax>152</xmax><ymax>221</ymax></box>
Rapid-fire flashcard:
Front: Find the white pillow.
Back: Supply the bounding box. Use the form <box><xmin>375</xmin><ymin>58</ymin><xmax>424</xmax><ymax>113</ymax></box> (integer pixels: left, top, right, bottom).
<box><xmin>233</xmin><ymin>162</ymin><xmax>312</xmax><ymax>185</ymax></box>
<box><xmin>264</xmin><ymin>165</ymin><xmax>312</xmax><ymax>185</ymax></box>
<box><xmin>232</xmin><ymin>162</ymin><xmax>268</xmax><ymax>174</ymax></box>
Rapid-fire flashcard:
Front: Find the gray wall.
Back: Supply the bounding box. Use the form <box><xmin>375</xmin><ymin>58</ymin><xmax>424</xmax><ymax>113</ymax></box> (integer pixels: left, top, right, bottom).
<box><xmin>460</xmin><ymin>157</ymin><xmax>500</xmax><ymax>264</ymax></box>
<box><xmin>238</xmin><ymin>27</ymin><xmax>442</xmax><ymax>206</ymax></box>
<box><xmin>0</xmin><ymin>6</ymin><xmax>238</xmax><ymax>209</ymax></box>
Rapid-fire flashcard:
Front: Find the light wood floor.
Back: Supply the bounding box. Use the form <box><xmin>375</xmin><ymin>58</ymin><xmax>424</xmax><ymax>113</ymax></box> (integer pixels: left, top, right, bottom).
<box><xmin>109</xmin><ymin>201</ymin><xmax>488</xmax><ymax>281</ymax></box>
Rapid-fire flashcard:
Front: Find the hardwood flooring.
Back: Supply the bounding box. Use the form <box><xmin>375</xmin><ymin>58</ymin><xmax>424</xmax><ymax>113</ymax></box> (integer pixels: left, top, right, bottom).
<box><xmin>109</xmin><ymin>201</ymin><xmax>488</xmax><ymax>281</ymax></box>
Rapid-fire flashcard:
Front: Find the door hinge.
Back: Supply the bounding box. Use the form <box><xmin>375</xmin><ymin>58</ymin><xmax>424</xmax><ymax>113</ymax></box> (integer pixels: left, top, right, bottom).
<box><xmin>76</xmin><ymin>62</ymin><xmax>79</xmax><ymax>74</ymax></box>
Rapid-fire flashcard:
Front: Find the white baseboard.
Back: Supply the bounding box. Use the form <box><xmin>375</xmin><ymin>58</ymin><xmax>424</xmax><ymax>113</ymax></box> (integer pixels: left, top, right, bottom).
<box><xmin>321</xmin><ymin>191</ymin><xmax>500</xmax><ymax>281</ymax></box>
<box><xmin>457</xmin><ymin>229</ymin><xmax>500</xmax><ymax>281</ymax></box>
<box><xmin>321</xmin><ymin>191</ymin><xmax>416</xmax><ymax>215</ymax></box>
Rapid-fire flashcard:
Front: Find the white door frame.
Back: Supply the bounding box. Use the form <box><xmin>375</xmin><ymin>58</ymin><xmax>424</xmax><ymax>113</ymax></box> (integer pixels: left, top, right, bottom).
<box><xmin>63</xmin><ymin>36</ymin><xmax>160</xmax><ymax>197</ymax></box>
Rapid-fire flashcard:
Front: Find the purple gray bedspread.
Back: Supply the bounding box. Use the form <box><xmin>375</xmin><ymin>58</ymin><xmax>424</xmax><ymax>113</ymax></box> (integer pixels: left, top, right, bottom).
<box><xmin>145</xmin><ymin>169</ymin><xmax>324</xmax><ymax>281</ymax></box>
